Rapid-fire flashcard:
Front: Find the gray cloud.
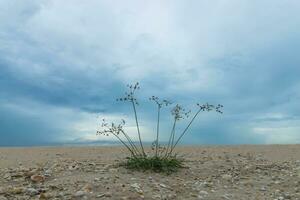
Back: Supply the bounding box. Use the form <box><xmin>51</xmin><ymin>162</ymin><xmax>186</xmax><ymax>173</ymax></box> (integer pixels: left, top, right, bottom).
<box><xmin>1</xmin><ymin>0</ymin><xmax>300</xmax><ymax>145</ymax></box>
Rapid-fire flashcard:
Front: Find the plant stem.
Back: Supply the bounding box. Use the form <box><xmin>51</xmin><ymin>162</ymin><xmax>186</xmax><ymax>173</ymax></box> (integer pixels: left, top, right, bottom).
<box><xmin>170</xmin><ymin>108</ymin><xmax>201</xmax><ymax>153</ymax></box>
<box><xmin>121</xmin><ymin>130</ymin><xmax>142</xmax><ymax>157</ymax></box>
<box><xmin>171</xmin><ymin>127</ymin><xmax>176</xmax><ymax>152</ymax></box>
<box><xmin>112</xmin><ymin>132</ymin><xmax>137</xmax><ymax>158</ymax></box>
<box><xmin>132</xmin><ymin>101</ymin><xmax>146</xmax><ymax>157</ymax></box>
<box><xmin>155</xmin><ymin>106</ymin><xmax>160</xmax><ymax>157</ymax></box>
<box><xmin>165</xmin><ymin>119</ymin><xmax>176</xmax><ymax>157</ymax></box>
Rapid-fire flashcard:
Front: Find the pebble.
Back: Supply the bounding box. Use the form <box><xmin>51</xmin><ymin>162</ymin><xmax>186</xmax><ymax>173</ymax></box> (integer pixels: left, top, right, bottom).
<box><xmin>96</xmin><ymin>193</ymin><xmax>105</xmax><ymax>198</ymax></box>
<box><xmin>159</xmin><ymin>183</ymin><xmax>169</xmax><ymax>189</ymax></box>
<box><xmin>39</xmin><ymin>193</ymin><xmax>50</xmax><ymax>199</ymax></box>
<box><xmin>3</xmin><ymin>174</ymin><xmax>11</xmax><ymax>180</ymax></box>
<box><xmin>30</xmin><ymin>175</ymin><xmax>45</xmax><ymax>183</ymax></box>
<box><xmin>74</xmin><ymin>191</ymin><xmax>86</xmax><ymax>197</ymax></box>
<box><xmin>82</xmin><ymin>184</ymin><xmax>93</xmax><ymax>193</ymax></box>
<box><xmin>221</xmin><ymin>194</ymin><xmax>231</xmax><ymax>199</ymax></box>
<box><xmin>284</xmin><ymin>193</ymin><xmax>291</xmax><ymax>199</ymax></box>
<box><xmin>222</xmin><ymin>174</ymin><xmax>232</xmax><ymax>180</ymax></box>
<box><xmin>10</xmin><ymin>187</ymin><xmax>24</xmax><ymax>194</ymax></box>
<box><xmin>104</xmin><ymin>192</ymin><xmax>112</xmax><ymax>197</ymax></box>
<box><xmin>44</xmin><ymin>169</ymin><xmax>52</xmax><ymax>177</ymax></box>
<box><xmin>69</xmin><ymin>164</ymin><xmax>79</xmax><ymax>170</ymax></box>
<box><xmin>109</xmin><ymin>168</ymin><xmax>118</xmax><ymax>173</ymax></box>
<box><xmin>199</xmin><ymin>190</ymin><xmax>208</xmax><ymax>195</ymax></box>
<box><xmin>131</xmin><ymin>183</ymin><xmax>140</xmax><ymax>189</ymax></box>
<box><xmin>0</xmin><ymin>188</ymin><xmax>4</xmax><ymax>195</ymax></box>
<box><xmin>26</xmin><ymin>188</ymin><xmax>39</xmax><ymax>196</ymax></box>
<box><xmin>131</xmin><ymin>183</ymin><xmax>143</xmax><ymax>194</ymax></box>
<box><xmin>260</xmin><ymin>186</ymin><xmax>267</xmax><ymax>191</ymax></box>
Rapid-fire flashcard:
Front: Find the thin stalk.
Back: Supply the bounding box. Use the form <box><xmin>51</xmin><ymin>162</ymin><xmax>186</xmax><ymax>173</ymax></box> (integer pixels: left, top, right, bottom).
<box><xmin>123</xmin><ymin>131</ymin><xmax>142</xmax><ymax>157</ymax></box>
<box><xmin>170</xmin><ymin>108</ymin><xmax>201</xmax><ymax>153</ymax></box>
<box><xmin>165</xmin><ymin>119</ymin><xmax>176</xmax><ymax>157</ymax></box>
<box><xmin>171</xmin><ymin>128</ymin><xmax>176</xmax><ymax>152</ymax></box>
<box><xmin>112</xmin><ymin>133</ymin><xmax>137</xmax><ymax>158</ymax></box>
<box><xmin>121</xmin><ymin>130</ymin><xmax>142</xmax><ymax>157</ymax></box>
<box><xmin>165</xmin><ymin>129</ymin><xmax>176</xmax><ymax>158</ymax></box>
<box><xmin>155</xmin><ymin>106</ymin><xmax>161</xmax><ymax>157</ymax></box>
<box><xmin>132</xmin><ymin>101</ymin><xmax>146</xmax><ymax>157</ymax></box>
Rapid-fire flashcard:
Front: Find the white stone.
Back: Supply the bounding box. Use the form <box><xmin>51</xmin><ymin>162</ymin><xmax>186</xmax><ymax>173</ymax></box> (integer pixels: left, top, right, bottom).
<box><xmin>222</xmin><ymin>174</ymin><xmax>232</xmax><ymax>180</ymax></box>
<box><xmin>26</xmin><ymin>188</ymin><xmax>39</xmax><ymax>196</ymax></box>
<box><xmin>74</xmin><ymin>191</ymin><xmax>86</xmax><ymax>197</ymax></box>
<box><xmin>199</xmin><ymin>190</ymin><xmax>208</xmax><ymax>195</ymax></box>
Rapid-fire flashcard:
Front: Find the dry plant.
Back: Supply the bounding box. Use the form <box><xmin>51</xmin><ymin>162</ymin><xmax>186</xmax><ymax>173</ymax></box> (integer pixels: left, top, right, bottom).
<box><xmin>97</xmin><ymin>82</ymin><xmax>223</xmax><ymax>173</ymax></box>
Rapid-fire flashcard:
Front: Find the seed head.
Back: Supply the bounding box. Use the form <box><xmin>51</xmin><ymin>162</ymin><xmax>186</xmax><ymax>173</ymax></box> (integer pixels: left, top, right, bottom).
<box><xmin>171</xmin><ymin>104</ymin><xmax>189</xmax><ymax>121</ymax></box>
<box><xmin>149</xmin><ymin>96</ymin><xmax>172</xmax><ymax>108</ymax></box>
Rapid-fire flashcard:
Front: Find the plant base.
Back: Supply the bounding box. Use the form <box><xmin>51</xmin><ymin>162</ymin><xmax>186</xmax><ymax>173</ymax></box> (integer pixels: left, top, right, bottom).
<box><xmin>121</xmin><ymin>155</ymin><xmax>184</xmax><ymax>174</ymax></box>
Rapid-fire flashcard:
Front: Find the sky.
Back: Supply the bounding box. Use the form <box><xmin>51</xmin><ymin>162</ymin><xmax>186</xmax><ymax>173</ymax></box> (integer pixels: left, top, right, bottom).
<box><xmin>1</xmin><ymin>0</ymin><xmax>300</xmax><ymax>146</ymax></box>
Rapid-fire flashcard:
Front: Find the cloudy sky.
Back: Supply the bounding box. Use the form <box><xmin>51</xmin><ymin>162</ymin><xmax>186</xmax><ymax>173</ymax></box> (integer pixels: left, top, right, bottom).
<box><xmin>1</xmin><ymin>0</ymin><xmax>300</xmax><ymax>146</ymax></box>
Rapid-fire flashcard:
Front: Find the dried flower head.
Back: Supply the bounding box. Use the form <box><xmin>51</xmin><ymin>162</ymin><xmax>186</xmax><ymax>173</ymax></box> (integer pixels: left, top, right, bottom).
<box><xmin>97</xmin><ymin>119</ymin><xmax>126</xmax><ymax>136</ymax></box>
<box><xmin>116</xmin><ymin>82</ymin><xmax>140</xmax><ymax>105</ymax></box>
<box><xmin>171</xmin><ymin>104</ymin><xmax>191</xmax><ymax>121</ymax></box>
<box><xmin>216</xmin><ymin>104</ymin><xmax>224</xmax><ymax>114</ymax></box>
<box><xmin>196</xmin><ymin>103</ymin><xmax>223</xmax><ymax>114</ymax></box>
<box><xmin>149</xmin><ymin>96</ymin><xmax>172</xmax><ymax>108</ymax></box>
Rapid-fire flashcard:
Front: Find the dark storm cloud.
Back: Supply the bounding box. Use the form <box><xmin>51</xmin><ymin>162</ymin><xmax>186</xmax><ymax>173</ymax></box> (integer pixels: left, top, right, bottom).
<box><xmin>1</xmin><ymin>0</ymin><xmax>300</xmax><ymax>145</ymax></box>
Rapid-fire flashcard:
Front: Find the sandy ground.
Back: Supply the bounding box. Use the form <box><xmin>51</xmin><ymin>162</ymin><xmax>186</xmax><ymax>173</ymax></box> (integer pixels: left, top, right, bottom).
<box><xmin>1</xmin><ymin>145</ymin><xmax>300</xmax><ymax>200</ymax></box>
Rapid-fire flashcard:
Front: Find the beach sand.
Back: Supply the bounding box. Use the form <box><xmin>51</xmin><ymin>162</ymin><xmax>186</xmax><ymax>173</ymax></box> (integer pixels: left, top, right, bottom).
<box><xmin>0</xmin><ymin>145</ymin><xmax>300</xmax><ymax>199</ymax></box>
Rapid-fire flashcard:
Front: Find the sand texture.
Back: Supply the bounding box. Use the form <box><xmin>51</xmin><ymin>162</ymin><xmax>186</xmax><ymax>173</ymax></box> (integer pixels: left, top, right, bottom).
<box><xmin>1</xmin><ymin>145</ymin><xmax>300</xmax><ymax>200</ymax></box>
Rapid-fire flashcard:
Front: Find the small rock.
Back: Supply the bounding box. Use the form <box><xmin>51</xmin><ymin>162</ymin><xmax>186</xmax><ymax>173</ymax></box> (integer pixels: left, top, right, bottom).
<box><xmin>260</xmin><ymin>186</ymin><xmax>267</xmax><ymax>191</ymax></box>
<box><xmin>104</xmin><ymin>192</ymin><xmax>112</xmax><ymax>197</ymax></box>
<box><xmin>131</xmin><ymin>183</ymin><xmax>143</xmax><ymax>194</ymax></box>
<box><xmin>199</xmin><ymin>190</ymin><xmax>208</xmax><ymax>195</ymax></box>
<box><xmin>167</xmin><ymin>194</ymin><xmax>176</xmax><ymax>198</ymax></box>
<box><xmin>191</xmin><ymin>193</ymin><xmax>198</xmax><ymax>197</ymax></box>
<box><xmin>3</xmin><ymin>174</ymin><xmax>11</xmax><ymax>180</ymax></box>
<box><xmin>0</xmin><ymin>187</ymin><xmax>5</xmax><ymax>195</ymax></box>
<box><xmin>0</xmin><ymin>196</ymin><xmax>8</xmax><ymax>200</ymax></box>
<box><xmin>24</xmin><ymin>170</ymin><xmax>36</xmax><ymax>178</ymax></box>
<box><xmin>58</xmin><ymin>192</ymin><xmax>65</xmax><ymax>197</ymax></box>
<box><xmin>159</xmin><ymin>183</ymin><xmax>169</xmax><ymax>189</ymax></box>
<box><xmin>88</xmin><ymin>162</ymin><xmax>96</xmax><ymax>166</ymax></box>
<box><xmin>221</xmin><ymin>174</ymin><xmax>232</xmax><ymax>180</ymax></box>
<box><xmin>108</xmin><ymin>168</ymin><xmax>118</xmax><ymax>173</ymax></box>
<box><xmin>44</xmin><ymin>169</ymin><xmax>52</xmax><ymax>177</ymax></box>
<box><xmin>82</xmin><ymin>184</ymin><xmax>93</xmax><ymax>193</ymax></box>
<box><xmin>131</xmin><ymin>183</ymin><xmax>140</xmax><ymax>189</ymax></box>
<box><xmin>39</xmin><ymin>193</ymin><xmax>51</xmax><ymax>199</ymax></box>
<box><xmin>221</xmin><ymin>194</ymin><xmax>231</xmax><ymax>199</ymax></box>
<box><xmin>10</xmin><ymin>187</ymin><xmax>24</xmax><ymax>194</ymax></box>
<box><xmin>103</xmin><ymin>164</ymin><xmax>113</xmax><ymax>170</ymax></box>
<box><xmin>152</xmin><ymin>194</ymin><xmax>161</xmax><ymax>199</ymax></box>
<box><xmin>96</xmin><ymin>194</ymin><xmax>105</xmax><ymax>198</ymax></box>
<box><xmin>74</xmin><ymin>191</ymin><xmax>86</xmax><ymax>197</ymax></box>
<box><xmin>31</xmin><ymin>175</ymin><xmax>45</xmax><ymax>183</ymax></box>
<box><xmin>69</xmin><ymin>164</ymin><xmax>79</xmax><ymax>170</ymax></box>
<box><xmin>26</xmin><ymin>188</ymin><xmax>39</xmax><ymax>196</ymax></box>
<box><xmin>284</xmin><ymin>193</ymin><xmax>291</xmax><ymax>199</ymax></box>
